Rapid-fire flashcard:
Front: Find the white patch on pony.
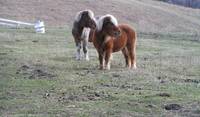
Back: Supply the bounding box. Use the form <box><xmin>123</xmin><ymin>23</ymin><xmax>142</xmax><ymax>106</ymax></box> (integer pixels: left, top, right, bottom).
<box><xmin>133</xmin><ymin>63</ymin><xmax>137</xmax><ymax>69</ymax></box>
<box><xmin>76</xmin><ymin>51</ymin><xmax>81</xmax><ymax>60</ymax></box>
<box><xmin>74</xmin><ymin>10</ymin><xmax>95</xmax><ymax>22</ymax></box>
<box><xmin>104</xmin><ymin>36</ymin><xmax>112</xmax><ymax>44</ymax></box>
<box><xmin>110</xmin><ymin>54</ymin><xmax>113</xmax><ymax>60</ymax></box>
<box><xmin>76</xmin><ymin>44</ymin><xmax>81</xmax><ymax>60</ymax></box>
<box><xmin>105</xmin><ymin>61</ymin><xmax>111</xmax><ymax>70</ymax></box>
<box><xmin>81</xmin><ymin>27</ymin><xmax>91</xmax><ymax>61</ymax></box>
<box><xmin>81</xmin><ymin>27</ymin><xmax>90</xmax><ymax>61</ymax></box>
<box><xmin>84</xmin><ymin>53</ymin><xmax>89</xmax><ymax>61</ymax></box>
<box><xmin>81</xmin><ymin>27</ymin><xmax>91</xmax><ymax>40</ymax></box>
<box><xmin>96</xmin><ymin>14</ymin><xmax>118</xmax><ymax>31</ymax></box>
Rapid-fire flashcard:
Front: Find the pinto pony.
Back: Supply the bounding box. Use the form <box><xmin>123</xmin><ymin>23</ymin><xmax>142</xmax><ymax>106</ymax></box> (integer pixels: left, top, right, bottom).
<box><xmin>72</xmin><ymin>10</ymin><xmax>96</xmax><ymax>60</ymax></box>
<box><xmin>92</xmin><ymin>14</ymin><xmax>137</xmax><ymax>70</ymax></box>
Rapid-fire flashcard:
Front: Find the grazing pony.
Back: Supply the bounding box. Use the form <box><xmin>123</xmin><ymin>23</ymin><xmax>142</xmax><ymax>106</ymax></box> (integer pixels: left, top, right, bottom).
<box><xmin>92</xmin><ymin>14</ymin><xmax>137</xmax><ymax>70</ymax></box>
<box><xmin>72</xmin><ymin>10</ymin><xmax>96</xmax><ymax>60</ymax></box>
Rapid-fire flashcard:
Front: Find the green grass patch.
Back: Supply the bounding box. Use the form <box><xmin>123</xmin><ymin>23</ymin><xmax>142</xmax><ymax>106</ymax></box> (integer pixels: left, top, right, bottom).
<box><xmin>0</xmin><ymin>27</ymin><xmax>200</xmax><ymax>116</ymax></box>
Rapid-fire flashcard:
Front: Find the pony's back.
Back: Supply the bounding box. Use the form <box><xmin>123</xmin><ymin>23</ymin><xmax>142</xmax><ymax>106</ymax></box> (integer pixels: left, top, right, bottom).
<box><xmin>119</xmin><ymin>24</ymin><xmax>136</xmax><ymax>40</ymax></box>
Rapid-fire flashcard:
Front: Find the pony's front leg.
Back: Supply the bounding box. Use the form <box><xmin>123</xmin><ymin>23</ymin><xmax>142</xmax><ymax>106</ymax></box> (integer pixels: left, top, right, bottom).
<box><xmin>83</xmin><ymin>38</ymin><xmax>89</xmax><ymax>61</ymax></box>
<box><xmin>76</xmin><ymin>43</ymin><xmax>81</xmax><ymax>60</ymax></box>
<box><xmin>105</xmin><ymin>50</ymin><xmax>112</xmax><ymax>70</ymax></box>
<box><xmin>98</xmin><ymin>52</ymin><xmax>104</xmax><ymax>70</ymax></box>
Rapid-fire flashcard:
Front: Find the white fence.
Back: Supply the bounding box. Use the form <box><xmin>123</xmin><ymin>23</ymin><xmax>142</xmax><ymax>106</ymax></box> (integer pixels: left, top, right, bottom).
<box><xmin>0</xmin><ymin>18</ymin><xmax>34</xmax><ymax>27</ymax></box>
<box><xmin>0</xmin><ymin>18</ymin><xmax>45</xmax><ymax>33</ymax></box>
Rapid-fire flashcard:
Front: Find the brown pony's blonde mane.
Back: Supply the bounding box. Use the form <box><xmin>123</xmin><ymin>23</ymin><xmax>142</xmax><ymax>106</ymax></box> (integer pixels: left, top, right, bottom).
<box><xmin>96</xmin><ymin>14</ymin><xmax>118</xmax><ymax>31</ymax></box>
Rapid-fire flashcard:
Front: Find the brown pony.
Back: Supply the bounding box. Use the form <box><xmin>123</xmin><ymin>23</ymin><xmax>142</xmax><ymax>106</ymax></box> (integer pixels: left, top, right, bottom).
<box><xmin>72</xmin><ymin>10</ymin><xmax>96</xmax><ymax>60</ymax></box>
<box><xmin>92</xmin><ymin>14</ymin><xmax>137</xmax><ymax>70</ymax></box>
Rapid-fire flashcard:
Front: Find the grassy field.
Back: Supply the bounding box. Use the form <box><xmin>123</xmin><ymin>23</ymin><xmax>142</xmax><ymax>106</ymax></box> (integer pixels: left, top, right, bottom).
<box><xmin>0</xmin><ymin>27</ymin><xmax>200</xmax><ymax>117</ymax></box>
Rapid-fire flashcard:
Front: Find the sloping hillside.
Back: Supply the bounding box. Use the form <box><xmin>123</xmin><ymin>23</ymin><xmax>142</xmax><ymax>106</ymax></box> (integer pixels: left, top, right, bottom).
<box><xmin>0</xmin><ymin>0</ymin><xmax>200</xmax><ymax>33</ymax></box>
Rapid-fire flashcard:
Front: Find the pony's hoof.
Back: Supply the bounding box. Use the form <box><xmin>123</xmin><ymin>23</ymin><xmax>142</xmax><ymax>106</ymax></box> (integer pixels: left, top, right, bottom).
<box><xmin>105</xmin><ymin>67</ymin><xmax>110</xmax><ymax>70</ymax></box>
<box><xmin>133</xmin><ymin>64</ymin><xmax>137</xmax><ymax>69</ymax></box>
<box><xmin>75</xmin><ymin>54</ymin><xmax>81</xmax><ymax>61</ymax></box>
<box><xmin>105</xmin><ymin>65</ymin><xmax>111</xmax><ymax>70</ymax></box>
<box><xmin>127</xmin><ymin>65</ymin><xmax>131</xmax><ymax>69</ymax></box>
<box><xmin>131</xmin><ymin>66</ymin><xmax>137</xmax><ymax>69</ymax></box>
<box><xmin>128</xmin><ymin>64</ymin><xmax>137</xmax><ymax>69</ymax></box>
<box><xmin>76</xmin><ymin>57</ymin><xmax>81</xmax><ymax>61</ymax></box>
<box><xmin>84</xmin><ymin>54</ymin><xmax>89</xmax><ymax>61</ymax></box>
<box><xmin>85</xmin><ymin>57</ymin><xmax>90</xmax><ymax>61</ymax></box>
<box><xmin>99</xmin><ymin>68</ymin><xmax>104</xmax><ymax>70</ymax></box>
<box><xmin>99</xmin><ymin>66</ymin><xmax>104</xmax><ymax>70</ymax></box>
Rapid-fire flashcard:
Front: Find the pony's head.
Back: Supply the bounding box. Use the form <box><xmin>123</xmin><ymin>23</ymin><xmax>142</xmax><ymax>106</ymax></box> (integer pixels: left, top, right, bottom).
<box><xmin>75</xmin><ymin>10</ymin><xmax>96</xmax><ymax>29</ymax></box>
<box><xmin>96</xmin><ymin>14</ymin><xmax>120</xmax><ymax>37</ymax></box>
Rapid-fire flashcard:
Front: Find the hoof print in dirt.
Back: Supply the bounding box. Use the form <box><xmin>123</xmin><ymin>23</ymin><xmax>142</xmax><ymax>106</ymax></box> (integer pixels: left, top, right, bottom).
<box><xmin>32</xmin><ymin>40</ymin><xmax>39</xmax><ymax>43</ymax></box>
<box><xmin>112</xmin><ymin>74</ymin><xmax>121</xmax><ymax>78</ymax></box>
<box><xmin>184</xmin><ymin>79</ymin><xmax>200</xmax><ymax>84</ymax></box>
<box><xmin>134</xmin><ymin>87</ymin><xmax>142</xmax><ymax>90</ymax></box>
<box><xmin>20</xmin><ymin>65</ymin><xmax>30</xmax><ymax>70</ymax></box>
<box><xmin>164</xmin><ymin>104</ymin><xmax>182</xmax><ymax>110</ymax></box>
<box><xmin>0</xmin><ymin>52</ymin><xmax>7</xmax><ymax>55</ymax></box>
<box><xmin>157</xmin><ymin>93</ymin><xmax>171</xmax><ymax>97</ymax></box>
<box><xmin>29</xmin><ymin>69</ymin><xmax>55</xmax><ymax>79</ymax></box>
<box><xmin>146</xmin><ymin>104</ymin><xmax>156</xmax><ymax>108</ymax></box>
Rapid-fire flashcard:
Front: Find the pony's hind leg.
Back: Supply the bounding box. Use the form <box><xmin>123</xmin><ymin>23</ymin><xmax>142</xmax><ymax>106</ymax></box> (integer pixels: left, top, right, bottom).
<box><xmin>122</xmin><ymin>47</ymin><xmax>131</xmax><ymax>68</ymax></box>
<box><xmin>132</xmin><ymin>48</ymin><xmax>137</xmax><ymax>69</ymax></box>
<box><xmin>76</xmin><ymin>42</ymin><xmax>82</xmax><ymax>60</ymax></box>
<box><xmin>127</xmin><ymin>46</ymin><xmax>136</xmax><ymax>69</ymax></box>
<box><xmin>83</xmin><ymin>39</ymin><xmax>89</xmax><ymax>61</ymax></box>
<box><xmin>132</xmin><ymin>41</ymin><xmax>137</xmax><ymax>69</ymax></box>
<box><xmin>82</xmin><ymin>28</ymin><xmax>90</xmax><ymax>61</ymax></box>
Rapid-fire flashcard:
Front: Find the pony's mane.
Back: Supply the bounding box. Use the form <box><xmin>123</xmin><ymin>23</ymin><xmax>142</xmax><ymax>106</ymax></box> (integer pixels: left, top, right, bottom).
<box><xmin>96</xmin><ymin>14</ymin><xmax>118</xmax><ymax>31</ymax></box>
<box><xmin>74</xmin><ymin>9</ymin><xmax>95</xmax><ymax>22</ymax></box>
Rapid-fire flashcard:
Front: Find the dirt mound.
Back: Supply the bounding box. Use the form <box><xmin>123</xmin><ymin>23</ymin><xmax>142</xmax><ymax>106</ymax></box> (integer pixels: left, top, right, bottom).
<box><xmin>164</xmin><ymin>104</ymin><xmax>182</xmax><ymax>110</ymax></box>
<box><xmin>16</xmin><ymin>64</ymin><xmax>56</xmax><ymax>79</ymax></box>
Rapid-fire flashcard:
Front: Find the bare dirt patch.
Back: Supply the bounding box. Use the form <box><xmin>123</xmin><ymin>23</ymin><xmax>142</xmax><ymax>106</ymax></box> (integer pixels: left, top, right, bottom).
<box><xmin>0</xmin><ymin>52</ymin><xmax>7</xmax><ymax>55</ymax></box>
<box><xmin>157</xmin><ymin>93</ymin><xmax>171</xmax><ymax>97</ymax></box>
<box><xmin>164</xmin><ymin>104</ymin><xmax>182</xmax><ymax>110</ymax></box>
<box><xmin>16</xmin><ymin>64</ymin><xmax>56</xmax><ymax>79</ymax></box>
<box><xmin>58</xmin><ymin>86</ymin><xmax>115</xmax><ymax>102</ymax></box>
<box><xmin>184</xmin><ymin>79</ymin><xmax>200</xmax><ymax>84</ymax></box>
<box><xmin>58</xmin><ymin>89</ymin><xmax>116</xmax><ymax>103</ymax></box>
